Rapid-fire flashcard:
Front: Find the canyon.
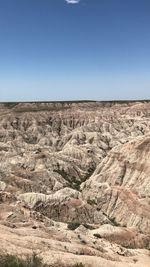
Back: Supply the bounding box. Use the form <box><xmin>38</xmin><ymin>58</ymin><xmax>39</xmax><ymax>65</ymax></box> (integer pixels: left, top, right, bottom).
<box><xmin>0</xmin><ymin>101</ymin><xmax>150</xmax><ymax>267</ymax></box>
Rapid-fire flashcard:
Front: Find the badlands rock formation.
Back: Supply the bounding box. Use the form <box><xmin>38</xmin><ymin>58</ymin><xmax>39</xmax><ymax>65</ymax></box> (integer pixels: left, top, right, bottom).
<box><xmin>0</xmin><ymin>101</ymin><xmax>150</xmax><ymax>266</ymax></box>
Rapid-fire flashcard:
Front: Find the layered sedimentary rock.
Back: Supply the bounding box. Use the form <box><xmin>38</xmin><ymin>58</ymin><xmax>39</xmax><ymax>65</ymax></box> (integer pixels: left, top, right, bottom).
<box><xmin>0</xmin><ymin>101</ymin><xmax>150</xmax><ymax>266</ymax></box>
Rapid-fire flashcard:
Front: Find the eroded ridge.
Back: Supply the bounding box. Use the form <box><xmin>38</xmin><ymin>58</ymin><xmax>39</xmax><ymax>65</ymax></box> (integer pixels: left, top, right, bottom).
<box><xmin>0</xmin><ymin>101</ymin><xmax>150</xmax><ymax>267</ymax></box>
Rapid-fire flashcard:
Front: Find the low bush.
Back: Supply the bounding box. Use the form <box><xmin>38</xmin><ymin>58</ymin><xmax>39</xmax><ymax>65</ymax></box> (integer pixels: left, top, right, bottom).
<box><xmin>109</xmin><ymin>217</ymin><xmax>120</xmax><ymax>227</ymax></box>
<box><xmin>93</xmin><ymin>233</ymin><xmax>102</xmax><ymax>239</ymax></box>
<box><xmin>67</xmin><ymin>222</ymin><xmax>80</xmax><ymax>230</ymax></box>
<box><xmin>0</xmin><ymin>254</ymin><xmax>86</xmax><ymax>267</ymax></box>
<box><xmin>73</xmin><ymin>264</ymin><xmax>85</xmax><ymax>267</ymax></box>
<box><xmin>0</xmin><ymin>253</ymin><xmax>44</xmax><ymax>267</ymax></box>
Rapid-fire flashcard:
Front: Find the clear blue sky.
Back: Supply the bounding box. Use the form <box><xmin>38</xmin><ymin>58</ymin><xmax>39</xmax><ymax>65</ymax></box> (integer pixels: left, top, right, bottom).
<box><xmin>0</xmin><ymin>0</ymin><xmax>150</xmax><ymax>101</ymax></box>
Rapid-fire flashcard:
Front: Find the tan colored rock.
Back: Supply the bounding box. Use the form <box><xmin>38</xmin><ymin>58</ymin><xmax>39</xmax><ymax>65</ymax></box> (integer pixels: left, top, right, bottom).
<box><xmin>0</xmin><ymin>101</ymin><xmax>150</xmax><ymax>266</ymax></box>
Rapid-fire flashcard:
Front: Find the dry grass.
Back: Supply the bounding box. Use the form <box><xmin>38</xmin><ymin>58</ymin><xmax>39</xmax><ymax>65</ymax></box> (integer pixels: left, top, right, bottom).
<box><xmin>0</xmin><ymin>254</ymin><xmax>86</xmax><ymax>267</ymax></box>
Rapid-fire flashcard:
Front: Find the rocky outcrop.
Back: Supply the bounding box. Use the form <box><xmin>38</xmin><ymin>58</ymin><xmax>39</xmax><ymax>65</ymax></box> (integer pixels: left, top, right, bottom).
<box><xmin>81</xmin><ymin>136</ymin><xmax>150</xmax><ymax>235</ymax></box>
<box><xmin>0</xmin><ymin>101</ymin><xmax>150</xmax><ymax>266</ymax></box>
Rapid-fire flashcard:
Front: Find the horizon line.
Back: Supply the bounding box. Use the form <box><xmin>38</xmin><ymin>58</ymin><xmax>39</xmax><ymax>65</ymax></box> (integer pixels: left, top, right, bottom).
<box><xmin>1</xmin><ymin>99</ymin><xmax>150</xmax><ymax>104</ymax></box>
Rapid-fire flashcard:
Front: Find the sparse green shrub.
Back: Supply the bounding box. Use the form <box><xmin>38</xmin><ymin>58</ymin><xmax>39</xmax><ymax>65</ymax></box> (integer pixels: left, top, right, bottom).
<box><xmin>0</xmin><ymin>254</ymin><xmax>86</xmax><ymax>267</ymax></box>
<box><xmin>72</xmin><ymin>181</ymin><xmax>81</xmax><ymax>191</ymax></box>
<box><xmin>93</xmin><ymin>233</ymin><xmax>102</xmax><ymax>239</ymax></box>
<box><xmin>109</xmin><ymin>217</ymin><xmax>120</xmax><ymax>226</ymax></box>
<box><xmin>87</xmin><ymin>199</ymin><xmax>96</xmax><ymax>205</ymax></box>
<box><xmin>80</xmin><ymin>240</ymin><xmax>87</xmax><ymax>245</ymax></box>
<box><xmin>72</xmin><ymin>263</ymin><xmax>85</xmax><ymax>267</ymax></box>
<box><xmin>0</xmin><ymin>253</ymin><xmax>44</xmax><ymax>267</ymax></box>
<box><xmin>83</xmin><ymin>224</ymin><xmax>95</xmax><ymax>230</ymax></box>
<box><xmin>67</xmin><ymin>222</ymin><xmax>80</xmax><ymax>230</ymax></box>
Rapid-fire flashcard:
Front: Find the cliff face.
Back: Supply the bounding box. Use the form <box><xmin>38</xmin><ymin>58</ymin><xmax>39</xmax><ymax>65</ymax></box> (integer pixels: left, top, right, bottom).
<box><xmin>0</xmin><ymin>101</ymin><xmax>150</xmax><ymax>267</ymax></box>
